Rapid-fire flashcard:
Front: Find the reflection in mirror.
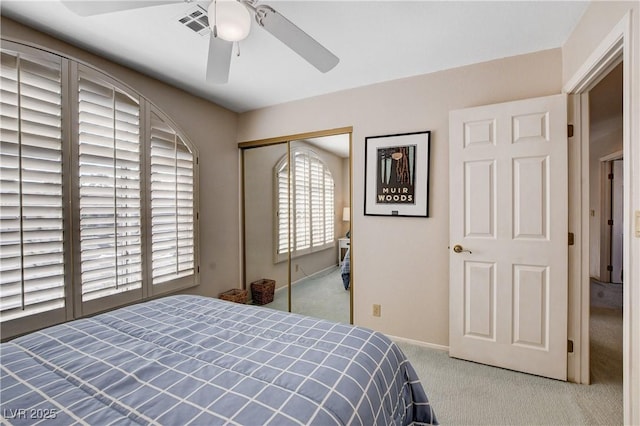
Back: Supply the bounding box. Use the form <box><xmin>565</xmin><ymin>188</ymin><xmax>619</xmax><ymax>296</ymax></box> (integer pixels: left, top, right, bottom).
<box><xmin>242</xmin><ymin>132</ymin><xmax>351</xmax><ymax>324</ymax></box>
<box><xmin>243</xmin><ymin>143</ymin><xmax>289</xmax><ymax>313</ymax></box>
<box><xmin>288</xmin><ymin>136</ymin><xmax>350</xmax><ymax>323</ymax></box>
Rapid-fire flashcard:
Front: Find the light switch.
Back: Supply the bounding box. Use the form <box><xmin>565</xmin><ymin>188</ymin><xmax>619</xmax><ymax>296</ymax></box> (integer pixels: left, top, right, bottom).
<box><xmin>636</xmin><ymin>210</ymin><xmax>640</xmax><ymax>238</ymax></box>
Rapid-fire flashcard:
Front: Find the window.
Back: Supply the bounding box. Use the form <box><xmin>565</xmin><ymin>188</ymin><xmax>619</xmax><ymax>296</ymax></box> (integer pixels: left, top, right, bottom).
<box><xmin>77</xmin><ymin>69</ymin><xmax>143</xmax><ymax>302</ymax></box>
<box><xmin>0</xmin><ymin>48</ymin><xmax>67</xmax><ymax>324</ymax></box>
<box><xmin>0</xmin><ymin>41</ymin><xmax>199</xmax><ymax>338</ymax></box>
<box><xmin>276</xmin><ymin>148</ymin><xmax>335</xmax><ymax>259</ymax></box>
<box><xmin>150</xmin><ymin>111</ymin><xmax>195</xmax><ymax>287</ymax></box>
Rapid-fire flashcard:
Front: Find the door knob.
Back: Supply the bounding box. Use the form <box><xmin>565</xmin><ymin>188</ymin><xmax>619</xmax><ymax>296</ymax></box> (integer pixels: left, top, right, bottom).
<box><xmin>453</xmin><ymin>244</ymin><xmax>472</xmax><ymax>254</ymax></box>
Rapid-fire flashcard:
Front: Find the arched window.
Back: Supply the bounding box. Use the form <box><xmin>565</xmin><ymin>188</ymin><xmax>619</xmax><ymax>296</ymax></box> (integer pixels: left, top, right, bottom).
<box><xmin>77</xmin><ymin>67</ymin><xmax>143</xmax><ymax>303</ymax></box>
<box><xmin>275</xmin><ymin>148</ymin><xmax>334</xmax><ymax>259</ymax></box>
<box><xmin>149</xmin><ymin>110</ymin><xmax>196</xmax><ymax>288</ymax></box>
<box><xmin>0</xmin><ymin>41</ymin><xmax>199</xmax><ymax>337</ymax></box>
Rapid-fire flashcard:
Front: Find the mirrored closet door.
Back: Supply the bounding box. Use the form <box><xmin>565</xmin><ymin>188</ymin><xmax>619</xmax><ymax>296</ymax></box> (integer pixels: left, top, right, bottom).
<box><xmin>240</xmin><ymin>128</ymin><xmax>352</xmax><ymax>324</ymax></box>
<box><xmin>243</xmin><ymin>143</ymin><xmax>290</xmax><ymax>312</ymax></box>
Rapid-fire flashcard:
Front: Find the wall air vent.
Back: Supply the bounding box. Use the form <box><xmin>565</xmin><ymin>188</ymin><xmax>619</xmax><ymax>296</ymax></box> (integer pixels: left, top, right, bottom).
<box><xmin>178</xmin><ymin>7</ymin><xmax>210</xmax><ymax>36</ymax></box>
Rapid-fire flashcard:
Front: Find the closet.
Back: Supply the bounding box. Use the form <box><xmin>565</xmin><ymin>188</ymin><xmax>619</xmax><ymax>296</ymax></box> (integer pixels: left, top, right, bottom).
<box><xmin>240</xmin><ymin>128</ymin><xmax>352</xmax><ymax>323</ymax></box>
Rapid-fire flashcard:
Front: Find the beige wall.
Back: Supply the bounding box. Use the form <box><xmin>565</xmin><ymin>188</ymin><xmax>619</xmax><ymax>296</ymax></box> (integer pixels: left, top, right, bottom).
<box><xmin>244</xmin><ymin>144</ymin><xmax>288</xmax><ymax>291</ymax></box>
<box><xmin>562</xmin><ymin>1</ymin><xmax>638</xmax><ymax>86</ymax></box>
<box><xmin>238</xmin><ymin>49</ymin><xmax>563</xmax><ymax>346</ymax></box>
<box><xmin>1</xmin><ymin>17</ymin><xmax>241</xmax><ymax>300</ymax></box>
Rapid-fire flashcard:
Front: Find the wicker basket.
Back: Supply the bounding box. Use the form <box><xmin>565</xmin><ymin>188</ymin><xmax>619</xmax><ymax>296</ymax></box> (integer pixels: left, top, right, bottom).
<box><xmin>251</xmin><ymin>279</ymin><xmax>275</xmax><ymax>305</ymax></box>
<box><xmin>218</xmin><ymin>288</ymin><xmax>248</xmax><ymax>304</ymax></box>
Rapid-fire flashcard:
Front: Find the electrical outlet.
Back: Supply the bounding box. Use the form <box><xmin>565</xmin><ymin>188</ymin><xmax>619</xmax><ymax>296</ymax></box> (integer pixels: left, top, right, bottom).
<box><xmin>373</xmin><ymin>304</ymin><xmax>381</xmax><ymax>317</ymax></box>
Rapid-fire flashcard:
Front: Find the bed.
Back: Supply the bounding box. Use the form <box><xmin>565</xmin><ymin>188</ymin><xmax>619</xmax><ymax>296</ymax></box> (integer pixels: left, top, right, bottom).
<box><xmin>1</xmin><ymin>295</ymin><xmax>437</xmax><ymax>425</ymax></box>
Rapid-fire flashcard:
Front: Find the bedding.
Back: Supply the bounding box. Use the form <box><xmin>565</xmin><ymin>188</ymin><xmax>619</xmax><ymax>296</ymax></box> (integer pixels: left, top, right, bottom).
<box><xmin>1</xmin><ymin>295</ymin><xmax>437</xmax><ymax>425</ymax></box>
<box><xmin>341</xmin><ymin>248</ymin><xmax>351</xmax><ymax>290</ymax></box>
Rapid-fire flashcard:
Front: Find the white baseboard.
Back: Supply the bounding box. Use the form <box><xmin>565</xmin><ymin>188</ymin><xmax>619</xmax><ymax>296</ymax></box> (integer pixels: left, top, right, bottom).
<box><xmin>387</xmin><ymin>334</ymin><xmax>449</xmax><ymax>352</ymax></box>
<box><xmin>291</xmin><ymin>265</ymin><xmax>338</xmax><ymax>286</ymax></box>
<box><xmin>272</xmin><ymin>265</ymin><xmax>338</xmax><ymax>294</ymax></box>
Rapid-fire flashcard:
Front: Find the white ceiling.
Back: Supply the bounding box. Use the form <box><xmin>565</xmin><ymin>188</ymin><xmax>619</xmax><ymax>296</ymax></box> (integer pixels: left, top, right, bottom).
<box><xmin>1</xmin><ymin>1</ymin><xmax>589</xmax><ymax>114</ymax></box>
<box><xmin>304</xmin><ymin>134</ymin><xmax>350</xmax><ymax>158</ymax></box>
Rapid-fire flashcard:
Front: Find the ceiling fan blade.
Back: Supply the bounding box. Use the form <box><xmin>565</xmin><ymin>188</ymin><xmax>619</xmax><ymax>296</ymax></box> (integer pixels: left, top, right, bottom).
<box><xmin>206</xmin><ymin>34</ymin><xmax>233</xmax><ymax>84</ymax></box>
<box><xmin>254</xmin><ymin>5</ymin><xmax>339</xmax><ymax>73</ymax></box>
<box><xmin>61</xmin><ymin>1</ymin><xmax>183</xmax><ymax>17</ymax></box>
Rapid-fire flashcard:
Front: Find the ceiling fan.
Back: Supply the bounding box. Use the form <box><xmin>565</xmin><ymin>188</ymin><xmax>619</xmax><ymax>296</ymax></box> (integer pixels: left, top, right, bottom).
<box><xmin>61</xmin><ymin>0</ymin><xmax>340</xmax><ymax>84</ymax></box>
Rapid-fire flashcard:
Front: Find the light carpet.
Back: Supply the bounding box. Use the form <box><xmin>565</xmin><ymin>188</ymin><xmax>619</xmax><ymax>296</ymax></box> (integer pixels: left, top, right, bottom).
<box><xmin>260</xmin><ymin>272</ymin><xmax>623</xmax><ymax>424</ymax></box>
<box><xmin>397</xmin><ymin>306</ymin><xmax>623</xmax><ymax>425</ymax></box>
<box><xmin>260</xmin><ymin>267</ymin><xmax>350</xmax><ymax>324</ymax></box>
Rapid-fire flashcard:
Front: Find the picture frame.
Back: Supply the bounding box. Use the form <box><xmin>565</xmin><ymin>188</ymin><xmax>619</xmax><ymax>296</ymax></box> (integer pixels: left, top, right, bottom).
<box><xmin>364</xmin><ymin>130</ymin><xmax>431</xmax><ymax>217</ymax></box>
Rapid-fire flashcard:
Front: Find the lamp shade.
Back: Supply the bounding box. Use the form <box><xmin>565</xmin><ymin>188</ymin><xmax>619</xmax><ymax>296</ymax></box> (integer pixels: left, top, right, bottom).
<box><xmin>342</xmin><ymin>207</ymin><xmax>350</xmax><ymax>222</ymax></box>
<box><xmin>209</xmin><ymin>0</ymin><xmax>251</xmax><ymax>42</ymax></box>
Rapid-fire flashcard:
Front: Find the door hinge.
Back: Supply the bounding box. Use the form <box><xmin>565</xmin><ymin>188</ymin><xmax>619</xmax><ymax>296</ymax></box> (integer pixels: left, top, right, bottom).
<box><xmin>568</xmin><ymin>124</ymin><xmax>574</xmax><ymax>138</ymax></box>
<box><xmin>568</xmin><ymin>340</ymin><xmax>574</xmax><ymax>353</ymax></box>
<box><xmin>607</xmin><ymin>265</ymin><xmax>613</xmax><ymax>272</ymax></box>
<box><xmin>608</xmin><ymin>173</ymin><xmax>614</xmax><ymax>180</ymax></box>
<box><xmin>568</xmin><ymin>232</ymin><xmax>575</xmax><ymax>246</ymax></box>
<box><xmin>608</xmin><ymin>219</ymin><xmax>614</xmax><ymax>226</ymax></box>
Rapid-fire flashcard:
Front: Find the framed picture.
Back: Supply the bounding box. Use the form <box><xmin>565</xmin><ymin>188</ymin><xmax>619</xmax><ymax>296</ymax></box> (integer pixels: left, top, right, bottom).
<box><xmin>364</xmin><ymin>130</ymin><xmax>431</xmax><ymax>217</ymax></box>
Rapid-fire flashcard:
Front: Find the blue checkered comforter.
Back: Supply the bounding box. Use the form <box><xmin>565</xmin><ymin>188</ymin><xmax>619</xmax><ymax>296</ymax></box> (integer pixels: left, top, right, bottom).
<box><xmin>1</xmin><ymin>295</ymin><xmax>437</xmax><ymax>425</ymax></box>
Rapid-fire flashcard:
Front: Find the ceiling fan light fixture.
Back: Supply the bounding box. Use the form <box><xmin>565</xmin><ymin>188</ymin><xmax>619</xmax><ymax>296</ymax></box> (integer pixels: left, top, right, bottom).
<box><xmin>209</xmin><ymin>0</ymin><xmax>251</xmax><ymax>42</ymax></box>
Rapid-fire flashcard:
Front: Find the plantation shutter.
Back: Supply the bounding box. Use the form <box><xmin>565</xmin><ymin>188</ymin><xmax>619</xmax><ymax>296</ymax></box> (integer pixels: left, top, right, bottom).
<box><xmin>275</xmin><ymin>148</ymin><xmax>335</xmax><ymax>259</ymax></box>
<box><xmin>0</xmin><ymin>49</ymin><xmax>66</xmax><ymax>322</ymax></box>
<box><xmin>310</xmin><ymin>157</ymin><xmax>324</xmax><ymax>247</ymax></box>
<box><xmin>294</xmin><ymin>151</ymin><xmax>311</xmax><ymax>251</ymax></box>
<box><xmin>77</xmin><ymin>68</ymin><xmax>142</xmax><ymax>302</ymax></box>
<box><xmin>276</xmin><ymin>162</ymin><xmax>290</xmax><ymax>255</ymax></box>
<box><xmin>0</xmin><ymin>42</ymin><xmax>201</xmax><ymax>338</ymax></box>
<box><xmin>150</xmin><ymin>112</ymin><xmax>195</xmax><ymax>285</ymax></box>
<box><xmin>324</xmin><ymin>168</ymin><xmax>335</xmax><ymax>244</ymax></box>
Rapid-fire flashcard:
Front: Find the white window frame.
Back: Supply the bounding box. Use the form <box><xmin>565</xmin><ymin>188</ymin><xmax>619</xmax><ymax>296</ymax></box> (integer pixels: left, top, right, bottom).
<box><xmin>71</xmin><ymin>63</ymin><xmax>146</xmax><ymax>316</ymax></box>
<box><xmin>274</xmin><ymin>147</ymin><xmax>335</xmax><ymax>262</ymax></box>
<box><xmin>146</xmin><ymin>106</ymin><xmax>199</xmax><ymax>297</ymax></box>
<box><xmin>0</xmin><ymin>42</ymin><xmax>74</xmax><ymax>337</ymax></box>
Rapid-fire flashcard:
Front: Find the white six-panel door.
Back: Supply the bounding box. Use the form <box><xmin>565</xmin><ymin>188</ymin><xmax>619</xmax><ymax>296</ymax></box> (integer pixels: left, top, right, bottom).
<box><xmin>449</xmin><ymin>95</ymin><xmax>568</xmax><ymax>380</ymax></box>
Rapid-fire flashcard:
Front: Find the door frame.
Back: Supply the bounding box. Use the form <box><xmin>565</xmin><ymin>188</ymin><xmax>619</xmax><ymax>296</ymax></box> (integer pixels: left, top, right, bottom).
<box><xmin>600</xmin><ymin>152</ymin><xmax>624</xmax><ymax>282</ymax></box>
<box><xmin>564</xmin><ymin>11</ymin><xmax>637</xmax><ymax>424</ymax></box>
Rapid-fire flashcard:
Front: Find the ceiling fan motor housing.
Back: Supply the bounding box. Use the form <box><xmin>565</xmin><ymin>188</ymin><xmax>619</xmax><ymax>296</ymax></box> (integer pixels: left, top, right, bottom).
<box><xmin>209</xmin><ymin>0</ymin><xmax>251</xmax><ymax>42</ymax></box>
